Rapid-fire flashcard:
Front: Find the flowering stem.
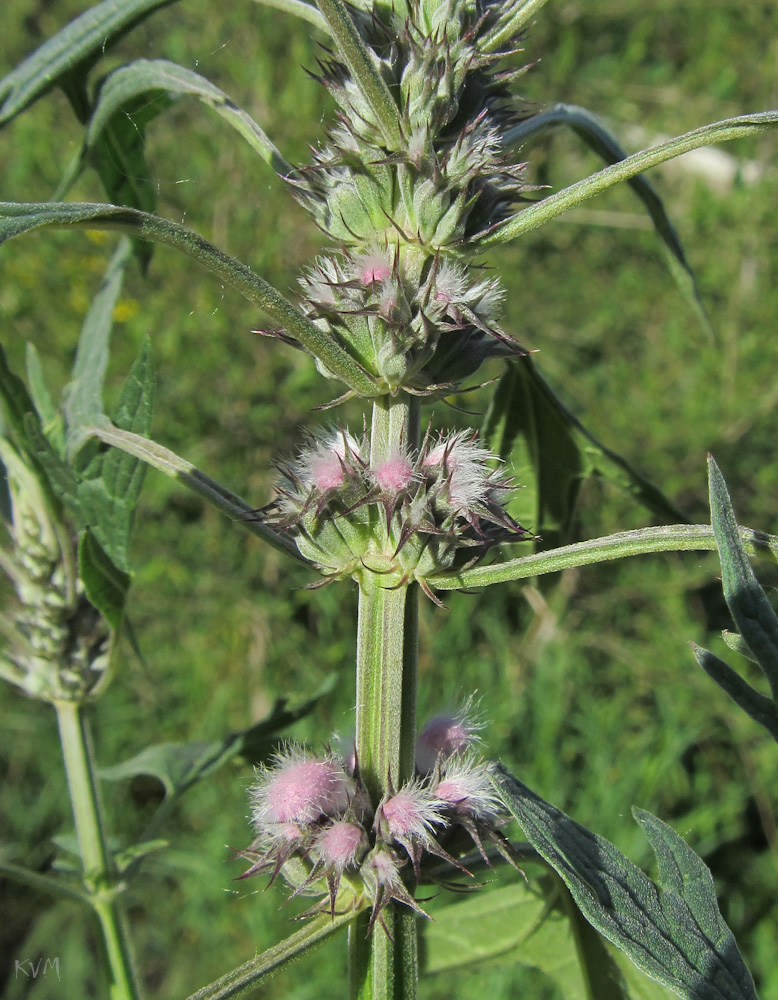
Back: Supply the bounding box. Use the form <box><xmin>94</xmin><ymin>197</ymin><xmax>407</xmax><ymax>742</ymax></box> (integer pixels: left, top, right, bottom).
<box><xmin>55</xmin><ymin>699</ymin><xmax>141</xmax><ymax>1000</ymax></box>
<box><xmin>352</xmin><ymin>393</ymin><xmax>420</xmax><ymax>1000</ymax></box>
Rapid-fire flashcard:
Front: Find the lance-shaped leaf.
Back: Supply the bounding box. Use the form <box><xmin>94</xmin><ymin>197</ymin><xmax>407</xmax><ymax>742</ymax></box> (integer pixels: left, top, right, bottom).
<box><xmin>63</xmin><ymin>240</ymin><xmax>131</xmax><ymax>457</ymax></box>
<box><xmin>708</xmin><ymin>456</ymin><xmax>778</xmax><ymax>696</ymax></box>
<box><xmin>183</xmin><ymin>907</ymin><xmax>359</xmax><ymax>1000</ymax></box>
<box><xmin>431</xmin><ymin>523</ymin><xmax>778</xmax><ymax>592</ymax></box>
<box><xmin>0</xmin><ymin>201</ymin><xmax>378</xmax><ymax>396</ymax></box>
<box><xmin>87</xmin><ymin>423</ymin><xmax>309</xmax><ymax>565</ymax></box>
<box><xmin>0</xmin><ymin>345</ymin><xmax>64</xmax><ymax>511</ymax></box>
<box><xmin>480</xmin><ymin>0</ymin><xmax>550</xmax><ymax>55</ymax></box>
<box><xmin>78</xmin><ymin>526</ymin><xmax>130</xmax><ymax>630</ymax></box>
<box><xmin>504</xmin><ymin>103</ymin><xmax>709</xmax><ymax>329</ymax></box>
<box><xmin>86</xmin><ymin>60</ymin><xmax>297</xmax><ymax>181</ymax></box>
<box><xmin>25</xmin><ymin>344</ymin><xmax>64</xmax><ymax>454</ymax></box>
<box><xmin>315</xmin><ymin>0</ymin><xmax>402</xmax><ymax>149</ymax></box>
<box><xmin>0</xmin><ymin>0</ymin><xmax>180</xmax><ymax>126</ymax></box>
<box><xmin>73</xmin><ymin>338</ymin><xmax>155</xmax><ymax>574</ymax></box>
<box><xmin>483</xmin><ymin>355</ymin><xmax>686</xmax><ymax>550</ymax></box>
<box><xmin>491</xmin><ymin>765</ymin><xmax>759</xmax><ymax>1000</ymax></box>
<box><xmin>249</xmin><ymin>0</ymin><xmax>328</xmax><ymax>31</ymax></box>
<box><xmin>477</xmin><ymin>112</ymin><xmax>778</xmax><ymax>249</ymax></box>
<box><xmin>99</xmin><ymin>678</ymin><xmax>336</xmax><ymax>799</ymax></box>
<box><xmin>689</xmin><ymin>458</ymin><xmax>778</xmax><ymax>740</ymax></box>
<box><xmin>88</xmin><ymin>94</ymin><xmax>165</xmax><ymax>269</ymax></box>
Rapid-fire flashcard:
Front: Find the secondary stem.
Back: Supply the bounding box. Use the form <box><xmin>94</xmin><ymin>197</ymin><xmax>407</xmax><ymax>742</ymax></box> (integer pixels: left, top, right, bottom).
<box><xmin>55</xmin><ymin>699</ymin><xmax>142</xmax><ymax>1000</ymax></box>
<box><xmin>352</xmin><ymin>393</ymin><xmax>420</xmax><ymax>1000</ymax></box>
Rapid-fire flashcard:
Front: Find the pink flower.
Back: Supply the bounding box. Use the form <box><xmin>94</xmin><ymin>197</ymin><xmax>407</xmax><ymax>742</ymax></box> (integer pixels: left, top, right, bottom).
<box><xmin>434</xmin><ymin>756</ymin><xmax>502</xmax><ymax>822</ymax></box>
<box><xmin>415</xmin><ymin>702</ymin><xmax>483</xmax><ymax>773</ymax></box>
<box><xmin>373</xmin><ymin>452</ymin><xmax>415</xmax><ymax>493</ymax></box>
<box><xmin>313</xmin><ymin>820</ymin><xmax>366</xmax><ymax>871</ymax></box>
<box><xmin>250</xmin><ymin>746</ymin><xmax>353</xmax><ymax>832</ymax></box>
<box><xmin>353</xmin><ymin>249</ymin><xmax>393</xmax><ymax>286</ymax></box>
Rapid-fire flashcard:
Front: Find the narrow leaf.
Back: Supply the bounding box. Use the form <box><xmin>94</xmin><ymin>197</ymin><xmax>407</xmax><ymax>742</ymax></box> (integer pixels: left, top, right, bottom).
<box><xmin>431</xmin><ymin>524</ymin><xmax>778</xmax><ymax>592</ymax></box>
<box><xmin>483</xmin><ymin>356</ymin><xmax>686</xmax><ymax>549</ymax></box>
<box><xmin>0</xmin><ymin>201</ymin><xmax>378</xmax><ymax>396</ymax></box>
<box><xmin>88</xmin><ymin>94</ymin><xmax>165</xmax><ymax>268</ymax></box>
<box><xmin>25</xmin><ymin>344</ymin><xmax>64</xmax><ymax>453</ymax></box>
<box><xmin>708</xmin><ymin>456</ymin><xmax>778</xmax><ymax>697</ymax></box>
<box><xmin>478</xmin><ymin>112</ymin><xmax>778</xmax><ymax>248</ymax></box>
<box><xmin>184</xmin><ymin>908</ymin><xmax>359</xmax><ymax>1000</ymax></box>
<box><xmin>0</xmin><ymin>0</ymin><xmax>179</xmax><ymax>125</ymax></box>
<box><xmin>87</xmin><ymin>424</ymin><xmax>310</xmax><ymax>565</ymax></box>
<box><xmin>73</xmin><ymin>337</ymin><xmax>155</xmax><ymax>572</ymax></box>
<box><xmin>87</xmin><ymin>60</ymin><xmax>297</xmax><ymax>179</ymax></box>
<box><xmin>63</xmin><ymin>239</ymin><xmax>132</xmax><ymax>458</ymax></box>
<box><xmin>248</xmin><ymin>0</ymin><xmax>328</xmax><ymax>31</ymax></box>
<box><xmin>0</xmin><ymin>344</ymin><xmax>47</xmax><ymax>458</ymax></box>
<box><xmin>315</xmin><ymin>0</ymin><xmax>402</xmax><ymax>149</ymax></box>
<box><xmin>480</xmin><ymin>0</ymin><xmax>551</xmax><ymax>54</ymax></box>
<box><xmin>492</xmin><ymin>765</ymin><xmax>759</xmax><ymax>1000</ymax></box>
<box><xmin>78</xmin><ymin>526</ymin><xmax>130</xmax><ymax>629</ymax></box>
<box><xmin>720</xmin><ymin>631</ymin><xmax>757</xmax><ymax>663</ymax></box>
<box><xmin>100</xmin><ymin>682</ymin><xmax>334</xmax><ymax>795</ymax></box>
<box><xmin>504</xmin><ymin>103</ymin><xmax>710</xmax><ymax>331</ymax></box>
<box><xmin>691</xmin><ymin>644</ymin><xmax>778</xmax><ymax>741</ymax></box>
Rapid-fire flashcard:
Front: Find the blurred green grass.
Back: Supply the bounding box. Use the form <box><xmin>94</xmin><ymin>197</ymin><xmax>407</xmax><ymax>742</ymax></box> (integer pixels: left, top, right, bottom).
<box><xmin>1</xmin><ymin>0</ymin><xmax>777</xmax><ymax>997</ymax></box>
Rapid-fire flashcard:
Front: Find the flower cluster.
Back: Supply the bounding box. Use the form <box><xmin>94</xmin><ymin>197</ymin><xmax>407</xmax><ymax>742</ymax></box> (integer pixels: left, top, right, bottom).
<box><xmin>0</xmin><ymin>438</ymin><xmax>111</xmax><ymax>702</ymax></box>
<box><xmin>297</xmin><ymin>246</ymin><xmax>523</xmax><ymax>393</ymax></box>
<box><xmin>271</xmin><ymin>0</ymin><xmax>535</xmax><ymax>393</ymax></box>
<box><xmin>262</xmin><ymin>426</ymin><xmax>530</xmax><ymax>596</ymax></box>
<box><xmin>240</xmin><ymin>705</ymin><xmax>510</xmax><ymax>932</ymax></box>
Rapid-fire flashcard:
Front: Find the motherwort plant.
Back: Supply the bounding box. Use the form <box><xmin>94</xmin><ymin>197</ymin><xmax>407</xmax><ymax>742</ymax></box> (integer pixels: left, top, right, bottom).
<box><xmin>1</xmin><ymin>0</ymin><xmax>778</xmax><ymax>999</ymax></box>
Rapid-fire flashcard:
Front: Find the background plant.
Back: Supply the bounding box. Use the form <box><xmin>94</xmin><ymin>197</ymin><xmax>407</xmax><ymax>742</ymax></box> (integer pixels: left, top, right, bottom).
<box><xmin>1</xmin><ymin>1</ymin><xmax>777</xmax><ymax>999</ymax></box>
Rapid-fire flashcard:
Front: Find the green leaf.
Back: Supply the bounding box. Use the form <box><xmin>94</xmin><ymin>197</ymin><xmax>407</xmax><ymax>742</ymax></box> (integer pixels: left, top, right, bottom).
<box><xmin>314</xmin><ymin>0</ymin><xmax>402</xmax><ymax>149</ymax></box>
<box><xmin>483</xmin><ymin>356</ymin><xmax>686</xmax><ymax>549</ymax></box>
<box><xmin>88</xmin><ymin>95</ymin><xmax>165</xmax><ymax>269</ymax></box>
<box><xmin>708</xmin><ymin>456</ymin><xmax>778</xmax><ymax>698</ymax></box>
<box><xmin>100</xmin><ymin>678</ymin><xmax>335</xmax><ymax>796</ymax></box>
<box><xmin>0</xmin><ymin>0</ymin><xmax>180</xmax><ymax>126</ymax></box>
<box><xmin>100</xmin><ymin>678</ymin><xmax>334</xmax><ymax>797</ymax></box>
<box><xmin>691</xmin><ymin>644</ymin><xmax>778</xmax><ymax>741</ymax></box>
<box><xmin>477</xmin><ymin>112</ymin><xmax>778</xmax><ymax>249</ymax></box>
<box><xmin>720</xmin><ymin>630</ymin><xmax>757</xmax><ymax>663</ymax></box>
<box><xmin>0</xmin><ymin>201</ymin><xmax>378</xmax><ymax>397</ymax></box>
<box><xmin>87</xmin><ymin>59</ymin><xmax>297</xmax><ymax>180</ymax></box>
<box><xmin>504</xmin><ymin>103</ymin><xmax>711</xmax><ymax>335</ymax></box>
<box><xmin>88</xmin><ymin>423</ymin><xmax>309</xmax><ymax>565</ymax></box>
<box><xmin>78</xmin><ymin>527</ymin><xmax>130</xmax><ymax>629</ymax></box>
<box><xmin>183</xmin><ymin>908</ymin><xmax>359</xmax><ymax>1000</ymax></box>
<box><xmin>491</xmin><ymin>765</ymin><xmax>759</xmax><ymax>1000</ymax></box>
<box><xmin>25</xmin><ymin>343</ymin><xmax>64</xmax><ymax>454</ymax></box>
<box><xmin>421</xmin><ymin>876</ymin><xmax>628</xmax><ymax>999</ymax></box>
<box><xmin>248</xmin><ymin>0</ymin><xmax>328</xmax><ymax>31</ymax></box>
<box><xmin>72</xmin><ymin>337</ymin><xmax>155</xmax><ymax>573</ymax></box>
<box><xmin>0</xmin><ymin>344</ymin><xmax>46</xmax><ymax>458</ymax></box>
<box><xmin>63</xmin><ymin>240</ymin><xmax>131</xmax><ymax>459</ymax></box>
<box><xmin>480</xmin><ymin>0</ymin><xmax>551</xmax><ymax>54</ymax></box>
<box><xmin>431</xmin><ymin>523</ymin><xmax>778</xmax><ymax>592</ymax></box>
<box><xmin>114</xmin><ymin>838</ymin><xmax>168</xmax><ymax>874</ymax></box>
<box><xmin>23</xmin><ymin>412</ymin><xmax>81</xmax><ymax>516</ymax></box>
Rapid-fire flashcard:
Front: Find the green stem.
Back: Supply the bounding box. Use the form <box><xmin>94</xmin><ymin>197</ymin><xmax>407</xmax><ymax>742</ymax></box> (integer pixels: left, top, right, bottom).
<box><xmin>55</xmin><ymin>700</ymin><xmax>142</xmax><ymax>1000</ymax></box>
<box><xmin>352</xmin><ymin>393</ymin><xmax>420</xmax><ymax>1000</ymax></box>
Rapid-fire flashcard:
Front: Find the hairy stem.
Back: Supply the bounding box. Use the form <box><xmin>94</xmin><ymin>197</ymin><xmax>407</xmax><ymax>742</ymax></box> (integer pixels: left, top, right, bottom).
<box><xmin>55</xmin><ymin>700</ymin><xmax>141</xmax><ymax>1000</ymax></box>
<box><xmin>352</xmin><ymin>393</ymin><xmax>420</xmax><ymax>1000</ymax></box>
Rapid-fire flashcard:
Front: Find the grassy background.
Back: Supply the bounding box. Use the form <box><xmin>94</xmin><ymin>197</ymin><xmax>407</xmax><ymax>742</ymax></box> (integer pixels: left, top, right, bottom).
<box><xmin>1</xmin><ymin>0</ymin><xmax>777</xmax><ymax>997</ymax></box>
